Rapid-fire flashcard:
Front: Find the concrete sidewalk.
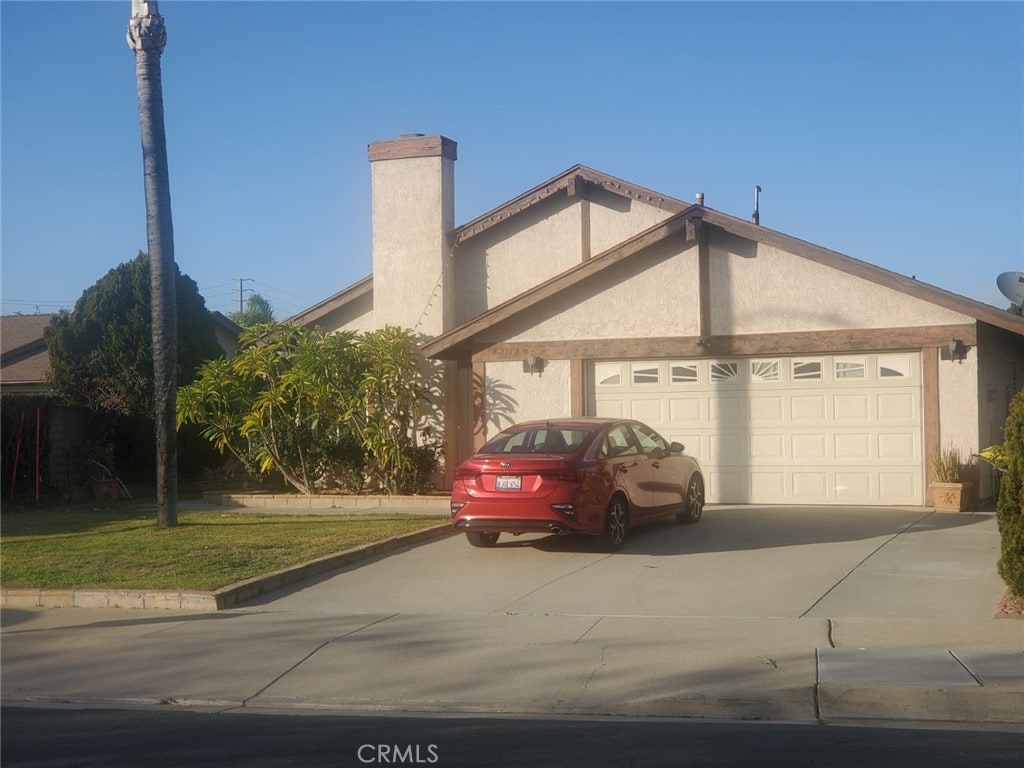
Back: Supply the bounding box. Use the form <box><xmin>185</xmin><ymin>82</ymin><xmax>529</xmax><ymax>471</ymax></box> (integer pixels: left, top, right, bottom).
<box><xmin>1</xmin><ymin>505</ymin><xmax>1022</xmax><ymax>727</ymax></box>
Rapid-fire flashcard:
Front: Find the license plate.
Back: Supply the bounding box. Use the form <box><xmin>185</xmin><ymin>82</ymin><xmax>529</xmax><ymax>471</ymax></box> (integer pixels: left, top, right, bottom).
<box><xmin>495</xmin><ymin>475</ymin><xmax>522</xmax><ymax>491</ymax></box>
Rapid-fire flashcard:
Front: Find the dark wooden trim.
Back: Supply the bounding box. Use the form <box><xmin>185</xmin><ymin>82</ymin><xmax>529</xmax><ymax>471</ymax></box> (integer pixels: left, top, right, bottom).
<box><xmin>698</xmin><ymin>227</ymin><xmax>711</xmax><ymax>338</ymax></box>
<box><xmin>287</xmin><ymin>275</ymin><xmax>372</xmax><ymax>326</ymax></box>
<box><xmin>455</xmin><ymin>165</ymin><xmax>689</xmax><ymax>245</ymax></box>
<box><xmin>443</xmin><ymin>361</ymin><xmax>460</xmax><ymax>491</ymax></box>
<box><xmin>922</xmin><ymin>346</ymin><xmax>940</xmax><ymax>506</ymax></box>
<box><xmin>570</xmin><ymin>359</ymin><xmax>584</xmax><ymax>417</ymax></box>
<box><xmin>424</xmin><ymin>210</ymin><xmax>702</xmax><ymax>359</ymax></box>
<box><xmin>468</xmin><ymin>324</ymin><xmax>979</xmax><ymax>363</ymax></box>
<box><xmin>472</xmin><ymin>362</ymin><xmax>487</xmax><ymax>452</ymax></box>
<box><xmin>368</xmin><ymin>135</ymin><xmax>457</xmax><ymax>162</ymax></box>
<box><xmin>580</xmin><ymin>198</ymin><xmax>591</xmax><ymax>261</ymax></box>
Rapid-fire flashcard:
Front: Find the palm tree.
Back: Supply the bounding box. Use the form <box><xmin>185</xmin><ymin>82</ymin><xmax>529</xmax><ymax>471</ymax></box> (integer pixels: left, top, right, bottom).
<box><xmin>127</xmin><ymin>0</ymin><xmax>177</xmax><ymax>527</ymax></box>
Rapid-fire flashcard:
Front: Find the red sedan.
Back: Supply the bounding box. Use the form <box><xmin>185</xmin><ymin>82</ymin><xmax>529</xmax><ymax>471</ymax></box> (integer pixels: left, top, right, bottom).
<box><xmin>450</xmin><ymin>418</ymin><xmax>705</xmax><ymax>551</ymax></box>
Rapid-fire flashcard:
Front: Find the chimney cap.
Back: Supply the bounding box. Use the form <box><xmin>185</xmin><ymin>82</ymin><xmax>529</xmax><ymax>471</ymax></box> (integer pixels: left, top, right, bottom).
<box><xmin>368</xmin><ymin>135</ymin><xmax>457</xmax><ymax>162</ymax></box>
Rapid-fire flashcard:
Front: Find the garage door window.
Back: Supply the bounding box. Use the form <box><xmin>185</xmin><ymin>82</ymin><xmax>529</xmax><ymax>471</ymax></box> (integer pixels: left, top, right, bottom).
<box><xmin>632</xmin><ymin>364</ymin><xmax>661</xmax><ymax>385</ymax></box>
<box><xmin>751</xmin><ymin>360</ymin><xmax>781</xmax><ymax>383</ymax></box>
<box><xmin>710</xmin><ymin>362</ymin><xmax>739</xmax><ymax>382</ymax></box>
<box><xmin>594</xmin><ymin>363</ymin><xmax>621</xmax><ymax>386</ymax></box>
<box><xmin>878</xmin><ymin>354</ymin><xmax>912</xmax><ymax>379</ymax></box>
<box><xmin>834</xmin><ymin>357</ymin><xmax>866</xmax><ymax>380</ymax></box>
<box><xmin>793</xmin><ymin>359</ymin><xmax>823</xmax><ymax>380</ymax></box>
<box><xmin>671</xmin><ymin>363</ymin><xmax>699</xmax><ymax>384</ymax></box>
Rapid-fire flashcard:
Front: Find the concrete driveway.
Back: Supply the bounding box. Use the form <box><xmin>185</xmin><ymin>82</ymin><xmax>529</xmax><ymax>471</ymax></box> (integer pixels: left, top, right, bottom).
<box><xmin>3</xmin><ymin>505</ymin><xmax>1020</xmax><ymax>724</ymax></box>
<box><xmin>246</xmin><ymin>505</ymin><xmax>1006</xmax><ymax>622</ymax></box>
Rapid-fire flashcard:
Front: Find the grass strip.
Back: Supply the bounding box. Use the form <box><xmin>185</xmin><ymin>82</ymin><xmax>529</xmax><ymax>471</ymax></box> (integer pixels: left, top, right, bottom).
<box><xmin>1</xmin><ymin>501</ymin><xmax>447</xmax><ymax>591</ymax></box>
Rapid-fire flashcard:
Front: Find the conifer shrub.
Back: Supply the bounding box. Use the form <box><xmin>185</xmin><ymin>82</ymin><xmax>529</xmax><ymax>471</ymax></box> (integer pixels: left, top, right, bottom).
<box><xmin>997</xmin><ymin>389</ymin><xmax>1024</xmax><ymax>596</ymax></box>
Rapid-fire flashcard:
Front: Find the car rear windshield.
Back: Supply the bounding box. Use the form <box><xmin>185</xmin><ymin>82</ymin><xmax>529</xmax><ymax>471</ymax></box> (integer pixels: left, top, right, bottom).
<box><xmin>481</xmin><ymin>427</ymin><xmax>593</xmax><ymax>455</ymax></box>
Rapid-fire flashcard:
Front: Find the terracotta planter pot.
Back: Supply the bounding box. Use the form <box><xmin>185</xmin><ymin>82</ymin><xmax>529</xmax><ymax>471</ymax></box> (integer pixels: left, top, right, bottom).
<box><xmin>930</xmin><ymin>481</ymin><xmax>975</xmax><ymax>512</ymax></box>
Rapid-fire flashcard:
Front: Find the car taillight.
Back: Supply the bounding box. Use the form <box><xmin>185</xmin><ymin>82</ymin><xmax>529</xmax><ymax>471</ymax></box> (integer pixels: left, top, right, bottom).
<box><xmin>454</xmin><ymin>467</ymin><xmax>478</xmax><ymax>485</ymax></box>
<box><xmin>538</xmin><ymin>468</ymin><xmax>584</xmax><ymax>482</ymax></box>
<box><xmin>450</xmin><ymin>501</ymin><xmax>466</xmax><ymax>518</ymax></box>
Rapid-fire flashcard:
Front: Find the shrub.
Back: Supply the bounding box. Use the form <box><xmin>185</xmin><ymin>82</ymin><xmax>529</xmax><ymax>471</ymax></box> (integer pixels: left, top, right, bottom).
<box><xmin>932</xmin><ymin>444</ymin><xmax>968</xmax><ymax>483</ymax></box>
<box><xmin>997</xmin><ymin>389</ymin><xmax>1024</xmax><ymax>596</ymax></box>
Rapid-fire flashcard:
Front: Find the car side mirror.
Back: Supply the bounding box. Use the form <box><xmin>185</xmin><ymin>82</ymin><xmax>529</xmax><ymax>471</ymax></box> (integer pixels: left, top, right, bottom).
<box><xmin>669</xmin><ymin>442</ymin><xmax>685</xmax><ymax>454</ymax></box>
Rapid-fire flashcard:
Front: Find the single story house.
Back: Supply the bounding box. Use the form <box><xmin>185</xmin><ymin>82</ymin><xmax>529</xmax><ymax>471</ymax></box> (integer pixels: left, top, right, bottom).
<box><xmin>290</xmin><ymin>134</ymin><xmax>1024</xmax><ymax>506</ymax></box>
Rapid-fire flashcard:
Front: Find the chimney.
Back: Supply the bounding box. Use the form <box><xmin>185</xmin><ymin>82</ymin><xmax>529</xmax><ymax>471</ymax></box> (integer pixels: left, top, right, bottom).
<box><xmin>695</xmin><ymin>192</ymin><xmax>705</xmax><ymax>206</ymax></box>
<box><xmin>367</xmin><ymin>134</ymin><xmax>457</xmax><ymax>336</ymax></box>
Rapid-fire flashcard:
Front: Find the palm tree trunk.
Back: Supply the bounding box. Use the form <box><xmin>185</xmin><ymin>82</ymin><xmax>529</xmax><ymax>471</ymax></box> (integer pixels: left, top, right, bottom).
<box><xmin>127</xmin><ymin>1</ymin><xmax>177</xmax><ymax>527</ymax></box>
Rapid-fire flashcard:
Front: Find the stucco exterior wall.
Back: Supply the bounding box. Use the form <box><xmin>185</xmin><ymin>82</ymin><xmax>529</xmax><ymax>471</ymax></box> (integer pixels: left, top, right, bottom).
<box><xmin>710</xmin><ymin>232</ymin><xmax>973</xmax><ymax>334</ymax></box>
<box><xmin>371</xmin><ymin>155</ymin><xmax>454</xmax><ymax>336</ymax></box>
<box><xmin>454</xmin><ymin>194</ymin><xmax>678</xmax><ymax>324</ymax></box>
<box><xmin>937</xmin><ymin>347</ymin><xmax>980</xmax><ymax>471</ymax></box>
<box><xmin>587</xmin><ymin>188</ymin><xmax>675</xmax><ymax>256</ymax></box>
<box><xmin>480</xmin><ymin>239</ymin><xmax>701</xmax><ymax>344</ymax></box>
<box><xmin>301</xmin><ymin>293</ymin><xmax>374</xmax><ymax>335</ymax></box>
<box><xmin>976</xmin><ymin>323</ymin><xmax>1024</xmax><ymax>499</ymax></box>
<box><xmin>482</xmin><ymin>360</ymin><xmax>572</xmax><ymax>439</ymax></box>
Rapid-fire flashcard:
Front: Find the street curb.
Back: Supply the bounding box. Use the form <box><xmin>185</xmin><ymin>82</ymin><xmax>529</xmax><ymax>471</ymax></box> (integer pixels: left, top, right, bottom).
<box><xmin>1</xmin><ymin>523</ymin><xmax>455</xmax><ymax>612</ymax></box>
<box><xmin>818</xmin><ymin>684</ymin><xmax>1024</xmax><ymax>724</ymax></box>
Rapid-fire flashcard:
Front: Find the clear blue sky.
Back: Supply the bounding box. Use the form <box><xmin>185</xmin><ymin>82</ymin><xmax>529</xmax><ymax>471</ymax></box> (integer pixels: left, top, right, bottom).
<box><xmin>2</xmin><ymin>0</ymin><xmax>1022</xmax><ymax>319</ymax></box>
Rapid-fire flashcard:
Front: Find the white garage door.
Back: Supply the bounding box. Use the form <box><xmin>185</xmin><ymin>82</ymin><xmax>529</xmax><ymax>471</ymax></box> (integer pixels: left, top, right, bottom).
<box><xmin>590</xmin><ymin>353</ymin><xmax>923</xmax><ymax>505</ymax></box>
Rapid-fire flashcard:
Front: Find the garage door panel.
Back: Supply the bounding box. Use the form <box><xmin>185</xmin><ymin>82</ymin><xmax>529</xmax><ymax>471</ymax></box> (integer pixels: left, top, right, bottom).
<box><xmin>793</xmin><ymin>472</ymin><xmax>829</xmax><ymax>500</ymax></box>
<box><xmin>791</xmin><ymin>395</ymin><xmax>827</xmax><ymax>422</ymax></box>
<box><xmin>877</xmin><ymin>392</ymin><xmax>917</xmax><ymax>421</ymax></box>
<box><xmin>750</xmin><ymin>434</ymin><xmax>785</xmax><ymax>460</ymax></box>
<box><xmin>709</xmin><ymin>396</ymin><xmax>746</xmax><ymax>424</ymax></box>
<box><xmin>835</xmin><ymin>433</ymin><xmax>871</xmax><ymax>461</ymax></box>
<box><xmin>669</xmin><ymin>397</ymin><xmax>702</xmax><ymax>423</ymax></box>
<box><xmin>833</xmin><ymin>394</ymin><xmax>871</xmax><ymax>421</ymax></box>
<box><xmin>595</xmin><ymin>398</ymin><xmax>625</xmax><ymax>419</ymax></box>
<box><xmin>750</xmin><ymin>396</ymin><xmax>784</xmax><ymax>422</ymax></box>
<box><xmin>879</xmin><ymin>471</ymin><xmax>918</xmax><ymax>500</ymax></box>
<box><xmin>878</xmin><ymin>432</ymin><xmax>917</xmax><ymax>460</ymax></box>
<box><xmin>792</xmin><ymin>433</ymin><xmax>827</xmax><ymax>460</ymax></box>
<box><xmin>751</xmin><ymin>471</ymin><xmax>785</xmax><ymax>498</ymax></box>
<box><xmin>591</xmin><ymin>353</ymin><xmax>922</xmax><ymax>505</ymax></box>
<box><xmin>836</xmin><ymin>472</ymin><xmax>873</xmax><ymax>499</ymax></box>
<box><xmin>630</xmin><ymin>398</ymin><xmax>663</xmax><ymax>424</ymax></box>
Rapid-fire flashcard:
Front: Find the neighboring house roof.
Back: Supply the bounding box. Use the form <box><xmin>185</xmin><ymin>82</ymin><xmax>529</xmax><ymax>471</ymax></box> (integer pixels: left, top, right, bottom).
<box><xmin>286</xmin><ymin>275</ymin><xmax>373</xmax><ymax>327</ymax></box>
<box><xmin>0</xmin><ymin>314</ymin><xmax>54</xmax><ymax>388</ymax></box>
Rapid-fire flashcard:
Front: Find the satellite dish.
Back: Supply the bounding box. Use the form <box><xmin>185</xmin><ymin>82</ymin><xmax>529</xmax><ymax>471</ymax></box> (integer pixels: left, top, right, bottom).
<box><xmin>997</xmin><ymin>271</ymin><xmax>1024</xmax><ymax>306</ymax></box>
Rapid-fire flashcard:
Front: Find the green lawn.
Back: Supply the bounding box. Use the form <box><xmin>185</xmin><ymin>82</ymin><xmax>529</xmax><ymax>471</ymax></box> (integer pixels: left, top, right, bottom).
<box><xmin>0</xmin><ymin>501</ymin><xmax>448</xmax><ymax>591</ymax></box>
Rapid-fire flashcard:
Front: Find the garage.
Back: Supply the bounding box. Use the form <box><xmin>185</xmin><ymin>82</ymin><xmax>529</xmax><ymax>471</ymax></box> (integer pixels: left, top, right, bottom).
<box><xmin>590</xmin><ymin>353</ymin><xmax>923</xmax><ymax>505</ymax></box>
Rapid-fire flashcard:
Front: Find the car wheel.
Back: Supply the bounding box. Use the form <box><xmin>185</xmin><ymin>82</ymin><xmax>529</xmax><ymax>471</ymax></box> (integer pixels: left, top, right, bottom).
<box><xmin>676</xmin><ymin>476</ymin><xmax>704</xmax><ymax>524</ymax></box>
<box><xmin>466</xmin><ymin>531</ymin><xmax>500</xmax><ymax>548</ymax></box>
<box><xmin>599</xmin><ymin>495</ymin><xmax>629</xmax><ymax>552</ymax></box>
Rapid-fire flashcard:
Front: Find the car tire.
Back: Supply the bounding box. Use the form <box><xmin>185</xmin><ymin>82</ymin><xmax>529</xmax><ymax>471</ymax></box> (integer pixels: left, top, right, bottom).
<box><xmin>676</xmin><ymin>475</ymin><xmax>704</xmax><ymax>524</ymax></box>
<box><xmin>466</xmin><ymin>531</ymin><xmax>500</xmax><ymax>548</ymax></box>
<box><xmin>599</xmin><ymin>495</ymin><xmax>629</xmax><ymax>552</ymax></box>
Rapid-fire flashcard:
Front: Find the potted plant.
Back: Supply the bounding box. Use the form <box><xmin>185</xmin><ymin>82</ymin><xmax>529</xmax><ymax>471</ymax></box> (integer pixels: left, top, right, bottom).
<box><xmin>929</xmin><ymin>444</ymin><xmax>976</xmax><ymax>512</ymax></box>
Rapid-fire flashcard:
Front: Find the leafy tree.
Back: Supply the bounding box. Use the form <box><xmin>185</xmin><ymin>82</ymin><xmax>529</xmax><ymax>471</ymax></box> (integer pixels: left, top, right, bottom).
<box><xmin>178</xmin><ymin>323</ymin><xmax>440</xmax><ymax>495</ymax></box>
<box><xmin>354</xmin><ymin>326</ymin><xmax>440</xmax><ymax>493</ymax></box>
<box><xmin>45</xmin><ymin>252</ymin><xmax>221</xmax><ymax>417</ymax></box>
<box><xmin>230</xmin><ymin>293</ymin><xmax>275</xmax><ymax>328</ymax></box>
<box><xmin>997</xmin><ymin>389</ymin><xmax>1024</xmax><ymax>596</ymax></box>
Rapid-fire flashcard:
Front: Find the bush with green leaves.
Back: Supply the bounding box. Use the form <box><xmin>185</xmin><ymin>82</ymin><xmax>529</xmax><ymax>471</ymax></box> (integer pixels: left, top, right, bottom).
<box><xmin>178</xmin><ymin>323</ymin><xmax>440</xmax><ymax>495</ymax></box>
<box><xmin>997</xmin><ymin>389</ymin><xmax>1024</xmax><ymax>596</ymax></box>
